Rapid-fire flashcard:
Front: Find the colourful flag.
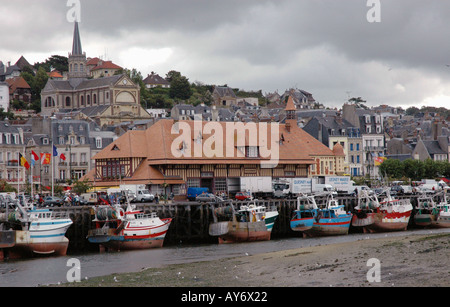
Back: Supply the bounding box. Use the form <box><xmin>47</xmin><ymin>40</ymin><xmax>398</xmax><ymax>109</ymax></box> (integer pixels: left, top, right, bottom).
<box><xmin>41</xmin><ymin>153</ymin><xmax>51</xmax><ymax>165</ymax></box>
<box><xmin>53</xmin><ymin>144</ymin><xmax>58</xmax><ymax>157</ymax></box>
<box><xmin>19</xmin><ymin>153</ymin><xmax>30</xmax><ymax>170</ymax></box>
<box><xmin>60</xmin><ymin>153</ymin><xmax>66</xmax><ymax>161</ymax></box>
<box><xmin>31</xmin><ymin>150</ymin><xmax>39</xmax><ymax>167</ymax></box>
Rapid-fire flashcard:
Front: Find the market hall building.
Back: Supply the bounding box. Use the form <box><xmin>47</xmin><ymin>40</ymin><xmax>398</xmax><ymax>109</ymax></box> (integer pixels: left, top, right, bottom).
<box><xmin>83</xmin><ymin>98</ymin><xmax>346</xmax><ymax>198</ymax></box>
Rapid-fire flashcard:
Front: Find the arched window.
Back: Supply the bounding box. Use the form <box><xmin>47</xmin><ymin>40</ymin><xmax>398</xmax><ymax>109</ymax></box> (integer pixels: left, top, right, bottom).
<box><xmin>87</xmin><ymin>95</ymin><xmax>91</xmax><ymax>105</ymax></box>
<box><xmin>80</xmin><ymin>64</ymin><xmax>84</xmax><ymax>72</ymax></box>
<box><xmin>74</xmin><ymin>64</ymin><xmax>78</xmax><ymax>72</ymax></box>
<box><xmin>93</xmin><ymin>94</ymin><xmax>97</xmax><ymax>105</ymax></box>
<box><xmin>80</xmin><ymin>96</ymin><xmax>84</xmax><ymax>106</ymax></box>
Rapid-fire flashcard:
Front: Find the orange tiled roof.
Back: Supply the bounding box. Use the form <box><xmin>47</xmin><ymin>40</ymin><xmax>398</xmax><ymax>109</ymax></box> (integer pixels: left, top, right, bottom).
<box><xmin>90</xmin><ymin>61</ymin><xmax>122</xmax><ymax>71</ymax></box>
<box><xmin>93</xmin><ymin>119</ymin><xmax>335</xmax><ymax>165</ymax></box>
<box><xmin>6</xmin><ymin>77</ymin><xmax>31</xmax><ymax>93</ymax></box>
<box><xmin>48</xmin><ymin>70</ymin><xmax>63</xmax><ymax>78</ymax></box>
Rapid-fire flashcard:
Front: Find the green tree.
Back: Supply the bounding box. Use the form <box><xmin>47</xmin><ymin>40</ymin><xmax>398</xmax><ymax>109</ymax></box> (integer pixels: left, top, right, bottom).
<box><xmin>34</xmin><ymin>55</ymin><xmax>68</xmax><ymax>72</ymax></box>
<box><xmin>348</xmin><ymin>97</ymin><xmax>368</xmax><ymax>109</ymax></box>
<box><xmin>405</xmin><ymin>106</ymin><xmax>420</xmax><ymax>116</ymax></box>
<box><xmin>169</xmin><ymin>72</ymin><xmax>193</xmax><ymax>100</ymax></box>
<box><xmin>402</xmin><ymin>159</ymin><xmax>425</xmax><ymax>181</ymax></box>
<box><xmin>72</xmin><ymin>178</ymin><xmax>93</xmax><ymax>195</ymax></box>
<box><xmin>379</xmin><ymin>159</ymin><xmax>404</xmax><ymax>179</ymax></box>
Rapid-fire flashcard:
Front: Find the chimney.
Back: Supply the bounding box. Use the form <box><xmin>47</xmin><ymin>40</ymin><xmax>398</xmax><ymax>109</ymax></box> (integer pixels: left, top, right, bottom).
<box><xmin>285</xmin><ymin>122</ymin><xmax>291</xmax><ymax>133</ymax></box>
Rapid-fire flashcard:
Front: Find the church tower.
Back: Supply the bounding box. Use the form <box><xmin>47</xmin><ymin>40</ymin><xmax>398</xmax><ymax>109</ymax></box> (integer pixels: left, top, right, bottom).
<box><xmin>68</xmin><ymin>22</ymin><xmax>88</xmax><ymax>80</ymax></box>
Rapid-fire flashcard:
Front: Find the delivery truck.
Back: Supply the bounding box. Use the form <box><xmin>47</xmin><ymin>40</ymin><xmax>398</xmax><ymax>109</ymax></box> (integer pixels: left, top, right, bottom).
<box><xmin>272</xmin><ymin>178</ymin><xmax>334</xmax><ymax>198</ymax></box>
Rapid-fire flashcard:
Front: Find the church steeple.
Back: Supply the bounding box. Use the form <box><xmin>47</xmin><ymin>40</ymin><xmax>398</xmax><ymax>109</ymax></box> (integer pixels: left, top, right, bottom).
<box><xmin>72</xmin><ymin>21</ymin><xmax>83</xmax><ymax>55</ymax></box>
<box><xmin>68</xmin><ymin>22</ymin><xmax>88</xmax><ymax>80</ymax></box>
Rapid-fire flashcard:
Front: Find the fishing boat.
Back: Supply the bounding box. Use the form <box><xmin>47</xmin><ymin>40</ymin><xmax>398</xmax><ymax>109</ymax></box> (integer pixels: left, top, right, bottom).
<box><xmin>209</xmin><ymin>202</ymin><xmax>278</xmax><ymax>244</ymax></box>
<box><xmin>291</xmin><ymin>193</ymin><xmax>352</xmax><ymax>238</ymax></box>
<box><xmin>414</xmin><ymin>190</ymin><xmax>450</xmax><ymax>228</ymax></box>
<box><xmin>87</xmin><ymin>202</ymin><xmax>172</xmax><ymax>251</ymax></box>
<box><xmin>353</xmin><ymin>189</ymin><xmax>412</xmax><ymax>233</ymax></box>
<box><xmin>414</xmin><ymin>194</ymin><xmax>438</xmax><ymax>227</ymax></box>
<box><xmin>290</xmin><ymin>194</ymin><xmax>315</xmax><ymax>233</ymax></box>
<box><xmin>0</xmin><ymin>203</ymin><xmax>73</xmax><ymax>260</ymax></box>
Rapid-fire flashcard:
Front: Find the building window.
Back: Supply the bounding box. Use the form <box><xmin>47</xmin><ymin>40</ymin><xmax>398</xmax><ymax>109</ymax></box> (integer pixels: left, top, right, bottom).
<box><xmin>96</xmin><ymin>137</ymin><xmax>102</xmax><ymax>149</ymax></box>
<box><xmin>284</xmin><ymin>171</ymin><xmax>295</xmax><ymax>177</ymax></box>
<box><xmin>214</xmin><ymin>178</ymin><xmax>227</xmax><ymax>193</ymax></box>
<box><xmin>66</xmin><ymin>97</ymin><xmax>71</xmax><ymax>107</ymax></box>
<box><xmin>187</xmin><ymin>178</ymin><xmax>201</xmax><ymax>188</ymax></box>
<box><xmin>350</xmin><ymin>143</ymin><xmax>354</xmax><ymax>151</ymax></box>
<box><xmin>246</xmin><ymin>146</ymin><xmax>259</xmax><ymax>158</ymax></box>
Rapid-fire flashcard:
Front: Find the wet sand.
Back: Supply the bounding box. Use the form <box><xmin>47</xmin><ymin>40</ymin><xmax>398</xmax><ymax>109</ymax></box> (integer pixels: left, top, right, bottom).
<box><xmin>60</xmin><ymin>233</ymin><xmax>449</xmax><ymax>287</ymax></box>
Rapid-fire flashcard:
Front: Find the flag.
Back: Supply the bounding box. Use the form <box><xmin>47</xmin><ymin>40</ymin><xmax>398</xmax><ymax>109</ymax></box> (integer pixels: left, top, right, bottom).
<box><xmin>53</xmin><ymin>144</ymin><xmax>58</xmax><ymax>157</ymax></box>
<box><xmin>31</xmin><ymin>150</ymin><xmax>39</xmax><ymax>167</ymax></box>
<box><xmin>19</xmin><ymin>153</ymin><xmax>30</xmax><ymax>170</ymax></box>
<box><xmin>41</xmin><ymin>153</ymin><xmax>51</xmax><ymax>165</ymax></box>
<box><xmin>60</xmin><ymin>153</ymin><xmax>66</xmax><ymax>161</ymax></box>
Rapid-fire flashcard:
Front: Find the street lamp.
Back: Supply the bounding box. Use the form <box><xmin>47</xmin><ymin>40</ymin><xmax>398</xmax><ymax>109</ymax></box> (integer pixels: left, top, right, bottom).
<box><xmin>50</xmin><ymin>115</ymin><xmax>57</xmax><ymax>197</ymax></box>
<box><xmin>66</xmin><ymin>144</ymin><xmax>72</xmax><ymax>183</ymax></box>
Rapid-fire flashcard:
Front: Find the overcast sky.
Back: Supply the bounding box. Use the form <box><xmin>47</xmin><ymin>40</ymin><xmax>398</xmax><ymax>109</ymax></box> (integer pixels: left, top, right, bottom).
<box><xmin>1</xmin><ymin>0</ymin><xmax>450</xmax><ymax>109</ymax></box>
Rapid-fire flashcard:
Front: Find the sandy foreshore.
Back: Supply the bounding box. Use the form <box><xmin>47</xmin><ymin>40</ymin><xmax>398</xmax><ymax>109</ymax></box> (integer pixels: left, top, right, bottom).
<box><xmin>60</xmin><ymin>233</ymin><xmax>449</xmax><ymax>287</ymax></box>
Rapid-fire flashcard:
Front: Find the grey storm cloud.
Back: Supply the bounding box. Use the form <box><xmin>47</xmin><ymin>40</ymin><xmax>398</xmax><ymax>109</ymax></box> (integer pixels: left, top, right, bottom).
<box><xmin>1</xmin><ymin>0</ymin><xmax>450</xmax><ymax>108</ymax></box>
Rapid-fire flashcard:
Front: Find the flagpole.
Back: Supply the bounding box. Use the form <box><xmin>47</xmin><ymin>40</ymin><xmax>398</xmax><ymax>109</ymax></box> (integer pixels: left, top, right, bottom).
<box><xmin>17</xmin><ymin>152</ymin><xmax>20</xmax><ymax>195</ymax></box>
<box><xmin>31</xmin><ymin>156</ymin><xmax>34</xmax><ymax>202</ymax></box>
<box><xmin>52</xmin><ymin>146</ymin><xmax>54</xmax><ymax>198</ymax></box>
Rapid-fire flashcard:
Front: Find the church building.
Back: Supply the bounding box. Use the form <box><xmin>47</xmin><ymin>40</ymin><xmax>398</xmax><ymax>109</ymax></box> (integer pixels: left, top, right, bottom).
<box><xmin>40</xmin><ymin>22</ymin><xmax>151</xmax><ymax>126</ymax></box>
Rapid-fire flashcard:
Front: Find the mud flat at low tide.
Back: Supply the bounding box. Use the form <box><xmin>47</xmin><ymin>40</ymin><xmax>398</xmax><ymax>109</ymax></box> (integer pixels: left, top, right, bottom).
<box><xmin>60</xmin><ymin>233</ymin><xmax>449</xmax><ymax>287</ymax></box>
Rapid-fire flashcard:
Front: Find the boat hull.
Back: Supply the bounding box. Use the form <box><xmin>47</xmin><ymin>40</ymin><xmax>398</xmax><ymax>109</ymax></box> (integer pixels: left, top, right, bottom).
<box><xmin>414</xmin><ymin>213</ymin><xmax>450</xmax><ymax>228</ymax></box>
<box><xmin>210</xmin><ymin>211</ymin><xmax>278</xmax><ymax>244</ymax></box>
<box><xmin>290</xmin><ymin>217</ymin><xmax>314</xmax><ymax>232</ymax></box>
<box><xmin>211</xmin><ymin>221</ymin><xmax>272</xmax><ymax>244</ymax></box>
<box><xmin>88</xmin><ymin>218</ymin><xmax>172</xmax><ymax>251</ymax></box>
<box><xmin>362</xmin><ymin>211</ymin><xmax>411</xmax><ymax>233</ymax></box>
<box><xmin>352</xmin><ymin>212</ymin><xmax>376</xmax><ymax>227</ymax></box>
<box><xmin>6</xmin><ymin>240</ymin><xmax>70</xmax><ymax>259</ymax></box>
<box><xmin>303</xmin><ymin>215</ymin><xmax>352</xmax><ymax>237</ymax></box>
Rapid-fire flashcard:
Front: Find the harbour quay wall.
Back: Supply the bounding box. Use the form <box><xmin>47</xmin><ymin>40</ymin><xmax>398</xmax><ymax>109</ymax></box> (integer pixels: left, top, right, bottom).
<box><xmin>13</xmin><ymin>195</ymin><xmax>422</xmax><ymax>253</ymax></box>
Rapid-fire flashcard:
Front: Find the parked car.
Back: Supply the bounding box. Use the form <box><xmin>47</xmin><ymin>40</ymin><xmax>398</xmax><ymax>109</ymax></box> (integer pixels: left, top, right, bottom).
<box><xmin>196</xmin><ymin>193</ymin><xmax>223</xmax><ymax>203</ymax></box>
<box><xmin>187</xmin><ymin>187</ymin><xmax>209</xmax><ymax>201</ymax></box>
<box><xmin>235</xmin><ymin>191</ymin><xmax>253</xmax><ymax>201</ymax></box>
<box><xmin>43</xmin><ymin>196</ymin><xmax>64</xmax><ymax>207</ymax></box>
<box><xmin>390</xmin><ymin>185</ymin><xmax>404</xmax><ymax>195</ymax></box>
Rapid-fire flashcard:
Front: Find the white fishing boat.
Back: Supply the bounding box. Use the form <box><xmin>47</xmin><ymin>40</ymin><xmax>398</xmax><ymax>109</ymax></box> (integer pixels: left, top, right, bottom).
<box><xmin>87</xmin><ymin>202</ymin><xmax>172</xmax><ymax>251</ymax></box>
<box><xmin>1</xmin><ymin>203</ymin><xmax>73</xmax><ymax>259</ymax></box>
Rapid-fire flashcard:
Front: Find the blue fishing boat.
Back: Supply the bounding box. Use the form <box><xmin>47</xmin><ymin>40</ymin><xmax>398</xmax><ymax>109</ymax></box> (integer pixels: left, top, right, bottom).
<box><xmin>291</xmin><ymin>193</ymin><xmax>352</xmax><ymax>238</ymax></box>
<box><xmin>290</xmin><ymin>194</ymin><xmax>316</xmax><ymax>233</ymax></box>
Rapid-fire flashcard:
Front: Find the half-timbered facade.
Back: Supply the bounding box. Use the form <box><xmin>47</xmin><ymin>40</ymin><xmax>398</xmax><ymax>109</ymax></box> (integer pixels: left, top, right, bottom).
<box><xmin>85</xmin><ymin>99</ymin><xmax>345</xmax><ymax>197</ymax></box>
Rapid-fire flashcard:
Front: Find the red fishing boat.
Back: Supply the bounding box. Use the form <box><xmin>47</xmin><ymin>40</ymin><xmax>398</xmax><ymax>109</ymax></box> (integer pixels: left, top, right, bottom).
<box><xmin>352</xmin><ymin>189</ymin><xmax>412</xmax><ymax>233</ymax></box>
